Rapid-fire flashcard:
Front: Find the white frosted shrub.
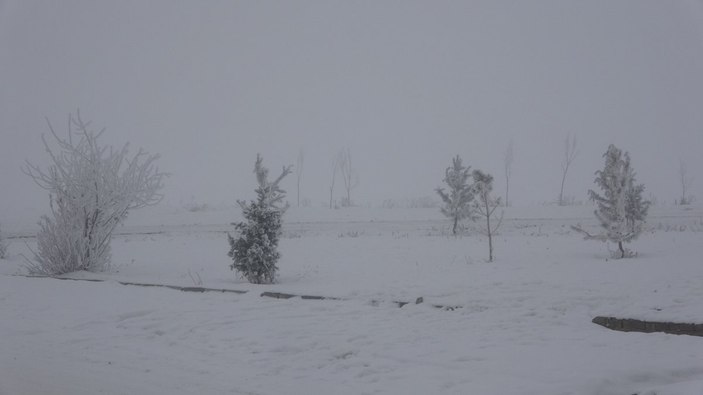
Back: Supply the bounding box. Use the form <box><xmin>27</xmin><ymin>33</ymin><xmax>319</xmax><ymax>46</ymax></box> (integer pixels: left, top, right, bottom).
<box><xmin>24</xmin><ymin>111</ymin><xmax>166</xmax><ymax>275</ymax></box>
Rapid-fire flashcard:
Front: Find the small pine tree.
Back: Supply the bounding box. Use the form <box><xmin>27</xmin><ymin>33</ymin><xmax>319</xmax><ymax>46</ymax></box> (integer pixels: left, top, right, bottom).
<box><xmin>228</xmin><ymin>154</ymin><xmax>292</xmax><ymax>284</ymax></box>
<box><xmin>436</xmin><ymin>155</ymin><xmax>475</xmax><ymax>235</ymax></box>
<box><xmin>574</xmin><ymin>145</ymin><xmax>650</xmax><ymax>258</ymax></box>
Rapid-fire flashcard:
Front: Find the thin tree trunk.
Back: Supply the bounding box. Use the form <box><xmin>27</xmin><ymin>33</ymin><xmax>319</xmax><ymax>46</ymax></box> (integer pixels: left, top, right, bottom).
<box><xmin>486</xmin><ymin>198</ymin><xmax>493</xmax><ymax>262</ymax></box>
<box><xmin>452</xmin><ymin>216</ymin><xmax>458</xmax><ymax>235</ymax></box>
<box><xmin>681</xmin><ymin>174</ymin><xmax>687</xmax><ymax>205</ymax></box>
<box><xmin>505</xmin><ymin>179</ymin><xmax>509</xmax><ymax>207</ymax></box>
<box><xmin>559</xmin><ymin>170</ymin><xmax>567</xmax><ymax>206</ymax></box>
<box><xmin>618</xmin><ymin>241</ymin><xmax>624</xmax><ymax>259</ymax></box>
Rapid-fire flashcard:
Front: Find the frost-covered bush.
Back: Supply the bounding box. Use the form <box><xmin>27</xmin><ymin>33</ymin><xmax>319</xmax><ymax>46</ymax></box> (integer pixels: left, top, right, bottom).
<box><xmin>436</xmin><ymin>155</ymin><xmax>475</xmax><ymax>235</ymax></box>
<box><xmin>572</xmin><ymin>144</ymin><xmax>650</xmax><ymax>258</ymax></box>
<box><xmin>228</xmin><ymin>154</ymin><xmax>291</xmax><ymax>284</ymax></box>
<box><xmin>23</xmin><ymin>111</ymin><xmax>166</xmax><ymax>275</ymax></box>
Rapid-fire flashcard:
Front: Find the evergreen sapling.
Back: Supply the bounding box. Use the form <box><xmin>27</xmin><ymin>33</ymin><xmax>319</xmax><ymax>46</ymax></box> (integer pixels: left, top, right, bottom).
<box><xmin>572</xmin><ymin>144</ymin><xmax>650</xmax><ymax>258</ymax></box>
<box><xmin>228</xmin><ymin>154</ymin><xmax>292</xmax><ymax>284</ymax></box>
<box><xmin>436</xmin><ymin>155</ymin><xmax>475</xmax><ymax>235</ymax></box>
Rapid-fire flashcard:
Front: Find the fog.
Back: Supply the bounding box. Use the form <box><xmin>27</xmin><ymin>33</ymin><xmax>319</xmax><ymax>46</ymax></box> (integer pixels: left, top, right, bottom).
<box><xmin>2</xmin><ymin>1</ymin><xmax>702</xmax><ymax>224</ymax></box>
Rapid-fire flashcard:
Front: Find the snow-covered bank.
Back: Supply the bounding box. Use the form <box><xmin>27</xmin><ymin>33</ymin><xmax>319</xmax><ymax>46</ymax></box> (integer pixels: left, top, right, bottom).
<box><xmin>2</xmin><ymin>205</ymin><xmax>702</xmax><ymax>394</ymax></box>
<box><xmin>2</xmin><ymin>274</ymin><xmax>702</xmax><ymax>395</ymax></box>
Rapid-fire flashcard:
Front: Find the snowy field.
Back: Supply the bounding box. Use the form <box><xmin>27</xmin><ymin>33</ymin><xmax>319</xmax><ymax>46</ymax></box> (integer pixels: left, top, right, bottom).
<box><xmin>2</xmin><ymin>204</ymin><xmax>703</xmax><ymax>395</ymax></box>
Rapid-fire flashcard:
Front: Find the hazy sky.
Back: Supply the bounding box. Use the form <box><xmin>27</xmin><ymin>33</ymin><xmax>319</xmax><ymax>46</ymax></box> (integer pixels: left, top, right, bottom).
<box><xmin>1</xmin><ymin>1</ymin><xmax>702</xmax><ymax>222</ymax></box>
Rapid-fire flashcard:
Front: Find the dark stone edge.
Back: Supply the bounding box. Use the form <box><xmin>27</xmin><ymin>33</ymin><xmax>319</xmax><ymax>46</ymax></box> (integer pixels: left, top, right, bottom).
<box><xmin>593</xmin><ymin>316</ymin><xmax>703</xmax><ymax>337</ymax></box>
<box><xmin>15</xmin><ymin>275</ymin><xmax>463</xmax><ymax>311</ymax></box>
<box><xmin>16</xmin><ymin>275</ymin><xmax>248</xmax><ymax>295</ymax></box>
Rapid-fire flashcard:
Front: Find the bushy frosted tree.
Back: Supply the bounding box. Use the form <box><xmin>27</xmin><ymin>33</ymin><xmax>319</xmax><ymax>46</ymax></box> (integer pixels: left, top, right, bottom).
<box><xmin>228</xmin><ymin>154</ymin><xmax>292</xmax><ymax>284</ymax></box>
<box><xmin>472</xmin><ymin>170</ymin><xmax>503</xmax><ymax>262</ymax></box>
<box><xmin>573</xmin><ymin>144</ymin><xmax>650</xmax><ymax>258</ymax></box>
<box><xmin>436</xmin><ymin>155</ymin><xmax>475</xmax><ymax>235</ymax></box>
<box><xmin>23</xmin><ymin>111</ymin><xmax>166</xmax><ymax>275</ymax></box>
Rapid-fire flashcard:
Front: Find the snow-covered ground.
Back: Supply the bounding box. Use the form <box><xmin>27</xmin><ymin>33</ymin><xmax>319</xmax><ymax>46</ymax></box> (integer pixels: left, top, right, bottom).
<box><xmin>2</xmin><ymin>205</ymin><xmax>703</xmax><ymax>394</ymax></box>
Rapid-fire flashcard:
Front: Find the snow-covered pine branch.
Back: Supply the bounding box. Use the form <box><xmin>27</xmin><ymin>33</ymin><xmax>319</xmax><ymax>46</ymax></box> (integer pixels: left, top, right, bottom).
<box><xmin>229</xmin><ymin>154</ymin><xmax>292</xmax><ymax>284</ymax></box>
<box><xmin>581</xmin><ymin>144</ymin><xmax>650</xmax><ymax>258</ymax></box>
<box><xmin>436</xmin><ymin>155</ymin><xmax>475</xmax><ymax>235</ymax></box>
<box><xmin>243</xmin><ymin>153</ymin><xmax>292</xmax><ymax>211</ymax></box>
<box><xmin>23</xmin><ymin>111</ymin><xmax>166</xmax><ymax>275</ymax></box>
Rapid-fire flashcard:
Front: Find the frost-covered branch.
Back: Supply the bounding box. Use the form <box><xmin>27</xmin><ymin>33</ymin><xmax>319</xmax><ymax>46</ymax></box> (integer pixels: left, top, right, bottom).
<box><xmin>240</xmin><ymin>153</ymin><xmax>292</xmax><ymax>211</ymax></box>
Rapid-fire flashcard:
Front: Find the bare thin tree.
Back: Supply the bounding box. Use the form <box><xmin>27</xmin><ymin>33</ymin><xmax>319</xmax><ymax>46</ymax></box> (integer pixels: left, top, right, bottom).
<box><xmin>329</xmin><ymin>153</ymin><xmax>342</xmax><ymax>209</ymax></box>
<box><xmin>339</xmin><ymin>148</ymin><xmax>359</xmax><ymax>207</ymax></box>
<box><xmin>504</xmin><ymin>140</ymin><xmax>514</xmax><ymax>207</ymax></box>
<box><xmin>296</xmin><ymin>149</ymin><xmax>304</xmax><ymax>207</ymax></box>
<box><xmin>472</xmin><ymin>170</ymin><xmax>503</xmax><ymax>262</ymax></box>
<box><xmin>559</xmin><ymin>135</ymin><xmax>579</xmax><ymax>206</ymax></box>
<box><xmin>678</xmin><ymin>159</ymin><xmax>694</xmax><ymax>205</ymax></box>
<box><xmin>23</xmin><ymin>111</ymin><xmax>166</xmax><ymax>275</ymax></box>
